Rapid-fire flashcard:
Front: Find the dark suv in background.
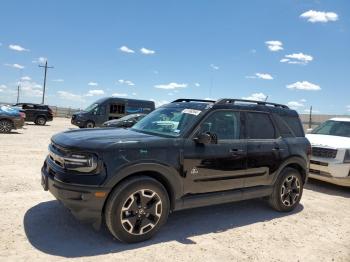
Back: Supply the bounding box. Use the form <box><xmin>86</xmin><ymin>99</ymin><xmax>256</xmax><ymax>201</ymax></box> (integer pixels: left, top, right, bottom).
<box><xmin>41</xmin><ymin>98</ymin><xmax>310</xmax><ymax>243</ymax></box>
<box><xmin>13</xmin><ymin>103</ymin><xmax>53</xmax><ymax>125</ymax></box>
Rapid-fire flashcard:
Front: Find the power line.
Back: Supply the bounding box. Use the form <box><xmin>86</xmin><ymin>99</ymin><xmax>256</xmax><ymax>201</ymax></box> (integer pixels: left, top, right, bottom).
<box><xmin>39</xmin><ymin>60</ymin><xmax>54</xmax><ymax>104</ymax></box>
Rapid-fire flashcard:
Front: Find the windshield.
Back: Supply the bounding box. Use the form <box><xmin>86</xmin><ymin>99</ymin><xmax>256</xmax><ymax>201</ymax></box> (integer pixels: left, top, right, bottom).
<box><xmin>132</xmin><ymin>107</ymin><xmax>202</xmax><ymax>137</ymax></box>
<box><xmin>312</xmin><ymin>120</ymin><xmax>350</xmax><ymax>138</ymax></box>
<box><xmin>84</xmin><ymin>103</ymin><xmax>98</xmax><ymax>112</ymax></box>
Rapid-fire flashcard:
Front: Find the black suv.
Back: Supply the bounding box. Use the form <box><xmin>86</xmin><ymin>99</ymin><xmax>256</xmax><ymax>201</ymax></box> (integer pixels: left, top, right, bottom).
<box><xmin>13</xmin><ymin>103</ymin><xmax>53</xmax><ymax>125</ymax></box>
<box><xmin>41</xmin><ymin>98</ymin><xmax>310</xmax><ymax>243</ymax></box>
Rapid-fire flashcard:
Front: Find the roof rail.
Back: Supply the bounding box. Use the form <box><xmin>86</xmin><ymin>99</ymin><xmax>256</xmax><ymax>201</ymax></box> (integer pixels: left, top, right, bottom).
<box><xmin>171</xmin><ymin>98</ymin><xmax>216</xmax><ymax>103</ymax></box>
<box><xmin>215</xmin><ymin>99</ymin><xmax>289</xmax><ymax>109</ymax></box>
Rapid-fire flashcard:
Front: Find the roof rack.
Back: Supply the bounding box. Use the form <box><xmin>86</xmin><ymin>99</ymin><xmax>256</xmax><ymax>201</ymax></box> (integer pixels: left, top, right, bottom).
<box><xmin>171</xmin><ymin>98</ymin><xmax>216</xmax><ymax>103</ymax></box>
<box><xmin>215</xmin><ymin>99</ymin><xmax>289</xmax><ymax>109</ymax></box>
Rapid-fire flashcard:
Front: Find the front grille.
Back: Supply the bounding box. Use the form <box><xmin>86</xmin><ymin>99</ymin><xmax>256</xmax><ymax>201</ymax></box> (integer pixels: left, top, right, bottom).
<box><xmin>312</xmin><ymin>147</ymin><xmax>337</xmax><ymax>158</ymax></box>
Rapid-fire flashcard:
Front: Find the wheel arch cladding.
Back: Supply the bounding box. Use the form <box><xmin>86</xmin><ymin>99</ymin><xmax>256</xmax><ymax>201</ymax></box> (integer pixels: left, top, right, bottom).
<box><xmin>276</xmin><ymin>156</ymin><xmax>308</xmax><ymax>184</ymax></box>
<box><xmin>102</xmin><ymin>168</ymin><xmax>181</xmax><ymax>216</ymax></box>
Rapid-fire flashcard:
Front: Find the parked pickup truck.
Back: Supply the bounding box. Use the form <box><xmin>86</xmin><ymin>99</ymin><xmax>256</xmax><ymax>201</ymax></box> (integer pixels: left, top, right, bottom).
<box><xmin>306</xmin><ymin>118</ymin><xmax>350</xmax><ymax>187</ymax></box>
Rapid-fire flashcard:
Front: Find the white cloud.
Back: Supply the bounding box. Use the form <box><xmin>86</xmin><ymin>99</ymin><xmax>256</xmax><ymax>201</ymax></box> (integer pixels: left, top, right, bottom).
<box><xmin>140</xmin><ymin>47</ymin><xmax>155</xmax><ymax>55</ymax></box>
<box><xmin>131</xmin><ymin>92</ymin><xmax>137</xmax><ymax>96</ymax></box>
<box><xmin>112</xmin><ymin>93</ymin><xmax>128</xmax><ymax>97</ymax></box>
<box><xmin>119</xmin><ymin>46</ymin><xmax>135</xmax><ymax>53</ymax></box>
<box><xmin>4</xmin><ymin>63</ymin><xmax>24</xmax><ymax>69</ymax></box>
<box><xmin>88</xmin><ymin>82</ymin><xmax>98</xmax><ymax>86</ymax></box>
<box><xmin>286</xmin><ymin>81</ymin><xmax>321</xmax><ymax>91</ymax></box>
<box><xmin>0</xmin><ymin>84</ymin><xmax>7</xmax><ymax>92</ymax></box>
<box><xmin>57</xmin><ymin>91</ymin><xmax>85</xmax><ymax>102</ymax></box>
<box><xmin>150</xmin><ymin>99</ymin><xmax>169</xmax><ymax>107</ymax></box>
<box><xmin>300</xmin><ymin>98</ymin><xmax>307</xmax><ymax>103</ymax></box>
<box><xmin>194</xmin><ymin>82</ymin><xmax>200</xmax><ymax>87</ymax></box>
<box><xmin>300</xmin><ymin>10</ymin><xmax>338</xmax><ymax>23</ymax></box>
<box><xmin>32</xmin><ymin>57</ymin><xmax>47</xmax><ymax>64</ymax></box>
<box><xmin>265</xmin><ymin>40</ymin><xmax>283</xmax><ymax>52</ymax></box>
<box><xmin>246</xmin><ymin>73</ymin><xmax>273</xmax><ymax>80</ymax></box>
<box><xmin>52</xmin><ymin>79</ymin><xmax>64</xmax><ymax>82</ymax></box>
<box><xmin>280</xmin><ymin>53</ymin><xmax>313</xmax><ymax>65</ymax></box>
<box><xmin>21</xmin><ymin>76</ymin><xmax>31</xmax><ymax>81</ymax></box>
<box><xmin>347</xmin><ymin>105</ymin><xmax>350</xmax><ymax>112</ymax></box>
<box><xmin>256</xmin><ymin>73</ymin><xmax>273</xmax><ymax>80</ymax></box>
<box><xmin>19</xmin><ymin>80</ymin><xmax>43</xmax><ymax>97</ymax></box>
<box><xmin>85</xmin><ymin>89</ymin><xmax>105</xmax><ymax>97</ymax></box>
<box><xmin>9</xmin><ymin>44</ymin><xmax>29</xmax><ymax>52</ymax></box>
<box><xmin>154</xmin><ymin>82</ymin><xmax>188</xmax><ymax>90</ymax></box>
<box><xmin>287</xmin><ymin>101</ymin><xmax>305</xmax><ymax>108</ymax></box>
<box><xmin>242</xmin><ymin>93</ymin><xmax>267</xmax><ymax>101</ymax></box>
<box><xmin>210</xmin><ymin>64</ymin><xmax>219</xmax><ymax>70</ymax></box>
<box><xmin>118</xmin><ymin>79</ymin><xmax>135</xmax><ymax>86</ymax></box>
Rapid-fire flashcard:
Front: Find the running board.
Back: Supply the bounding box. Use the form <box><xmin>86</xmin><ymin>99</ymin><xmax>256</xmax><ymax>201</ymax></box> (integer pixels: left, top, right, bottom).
<box><xmin>177</xmin><ymin>186</ymin><xmax>273</xmax><ymax>210</ymax></box>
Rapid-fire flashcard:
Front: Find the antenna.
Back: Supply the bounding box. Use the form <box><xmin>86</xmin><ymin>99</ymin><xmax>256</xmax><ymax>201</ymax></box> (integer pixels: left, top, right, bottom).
<box><xmin>39</xmin><ymin>60</ymin><xmax>54</xmax><ymax>104</ymax></box>
<box><xmin>264</xmin><ymin>95</ymin><xmax>269</xmax><ymax>102</ymax></box>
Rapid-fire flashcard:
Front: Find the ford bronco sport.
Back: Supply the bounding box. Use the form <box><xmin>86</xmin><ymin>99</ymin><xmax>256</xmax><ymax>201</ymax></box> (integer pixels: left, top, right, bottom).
<box><xmin>41</xmin><ymin>98</ymin><xmax>310</xmax><ymax>243</ymax></box>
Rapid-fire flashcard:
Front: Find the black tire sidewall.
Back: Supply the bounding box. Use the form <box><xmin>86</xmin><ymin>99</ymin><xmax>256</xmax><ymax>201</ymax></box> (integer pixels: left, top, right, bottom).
<box><xmin>272</xmin><ymin>168</ymin><xmax>303</xmax><ymax>212</ymax></box>
<box><xmin>85</xmin><ymin>121</ymin><xmax>95</xmax><ymax>128</ymax></box>
<box><xmin>106</xmin><ymin>177</ymin><xmax>170</xmax><ymax>243</ymax></box>
<box><xmin>36</xmin><ymin>116</ymin><xmax>46</xmax><ymax>125</ymax></box>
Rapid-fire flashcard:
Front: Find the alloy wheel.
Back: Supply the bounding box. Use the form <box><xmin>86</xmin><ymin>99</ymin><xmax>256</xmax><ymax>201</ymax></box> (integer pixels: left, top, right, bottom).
<box><xmin>120</xmin><ymin>189</ymin><xmax>162</xmax><ymax>235</ymax></box>
<box><xmin>280</xmin><ymin>175</ymin><xmax>301</xmax><ymax>207</ymax></box>
<box><xmin>0</xmin><ymin>120</ymin><xmax>12</xmax><ymax>133</ymax></box>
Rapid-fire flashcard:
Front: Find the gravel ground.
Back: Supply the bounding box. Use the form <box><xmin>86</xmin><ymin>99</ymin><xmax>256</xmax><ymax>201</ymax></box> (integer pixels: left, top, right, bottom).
<box><xmin>0</xmin><ymin>118</ymin><xmax>350</xmax><ymax>262</ymax></box>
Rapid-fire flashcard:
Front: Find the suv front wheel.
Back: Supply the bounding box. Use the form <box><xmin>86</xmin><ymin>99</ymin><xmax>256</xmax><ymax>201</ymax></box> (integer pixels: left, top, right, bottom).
<box><xmin>269</xmin><ymin>167</ymin><xmax>303</xmax><ymax>212</ymax></box>
<box><xmin>105</xmin><ymin>176</ymin><xmax>170</xmax><ymax>243</ymax></box>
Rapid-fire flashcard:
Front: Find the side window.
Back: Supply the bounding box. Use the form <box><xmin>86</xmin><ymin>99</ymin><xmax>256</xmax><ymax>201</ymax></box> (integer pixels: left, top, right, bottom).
<box><xmin>199</xmin><ymin>111</ymin><xmax>240</xmax><ymax>140</ymax></box>
<box><xmin>246</xmin><ymin>112</ymin><xmax>276</xmax><ymax>139</ymax></box>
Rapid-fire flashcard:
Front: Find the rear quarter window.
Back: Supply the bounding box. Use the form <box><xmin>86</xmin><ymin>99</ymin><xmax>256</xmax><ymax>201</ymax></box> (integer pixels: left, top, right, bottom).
<box><xmin>281</xmin><ymin>115</ymin><xmax>304</xmax><ymax>137</ymax></box>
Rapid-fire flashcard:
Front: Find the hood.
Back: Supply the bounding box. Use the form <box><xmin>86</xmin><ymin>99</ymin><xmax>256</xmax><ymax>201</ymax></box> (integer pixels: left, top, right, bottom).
<box><xmin>52</xmin><ymin>128</ymin><xmax>157</xmax><ymax>150</ymax></box>
<box><xmin>306</xmin><ymin>134</ymin><xmax>350</xmax><ymax>149</ymax></box>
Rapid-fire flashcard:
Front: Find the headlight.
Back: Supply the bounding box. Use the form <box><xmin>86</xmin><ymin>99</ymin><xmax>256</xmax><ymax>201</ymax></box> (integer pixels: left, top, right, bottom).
<box><xmin>63</xmin><ymin>152</ymin><xmax>98</xmax><ymax>173</ymax></box>
<box><xmin>344</xmin><ymin>150</ymin><xmax>350</xmax><ymax>163</ymax></box>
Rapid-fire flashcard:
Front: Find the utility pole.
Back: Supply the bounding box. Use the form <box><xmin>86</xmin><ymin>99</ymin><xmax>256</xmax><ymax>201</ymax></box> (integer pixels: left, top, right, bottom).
<box><xmin>39</xmin><ymin>60</ymin><xmax>54</xmax><ymax>104</ymax></box>
<box><xmin>16</xmin><ymin>84</ymin><xmax>20</xmax><ymax>103</ymax></box>
<box><xmin>309</xmin><ymin>106</ymin><xmax>313</xmax><ymax>128</ymax></box>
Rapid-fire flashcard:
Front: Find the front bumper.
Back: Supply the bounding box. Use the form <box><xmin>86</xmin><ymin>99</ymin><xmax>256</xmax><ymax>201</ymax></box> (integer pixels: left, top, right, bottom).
<box><xmin>41</xmin><ymin>164</ymin><xmax>108</xmax><ymax>226</ymax></box>
<box><xmin>309</xmin><ymin>158</ymin><xmax>350</xmax><ymax>187</ymax></box>
<box><xmin>71</xmin><ymin>118</ymin><xmax>85</xmax><ymax>128</ymax></box>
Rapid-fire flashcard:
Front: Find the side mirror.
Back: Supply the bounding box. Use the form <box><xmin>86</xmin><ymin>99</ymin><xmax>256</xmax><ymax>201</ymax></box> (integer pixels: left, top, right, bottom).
<box><xmin>194</xmin><ymin>133</ymin><xmax>212</xmax><ymax>144</ymax></box>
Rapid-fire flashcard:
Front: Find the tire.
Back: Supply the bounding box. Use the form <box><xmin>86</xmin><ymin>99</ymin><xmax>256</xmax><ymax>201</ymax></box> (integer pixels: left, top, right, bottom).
<box><xmin>35</xmin><ymin>116</ymin><xmax>47</xmax><ymax>125</ymax></box>
<box><xmin>105</xmin><ymin>176</ymin><xmax>170</xmax><ymax>243</ymax></box>
<box><xmin>0</xmin><ymin>119</ymin><xmax>13</xmax><ymax>133</ymax></box>
<box><xmin>268</xmin><ymin>167</ymin><xmax>303</xmax><ymax>212</ymax></box>
<box><xmin>85</xmin><ymin>121</ymin><xmax>95</xmax><ymax>128</ymax></box>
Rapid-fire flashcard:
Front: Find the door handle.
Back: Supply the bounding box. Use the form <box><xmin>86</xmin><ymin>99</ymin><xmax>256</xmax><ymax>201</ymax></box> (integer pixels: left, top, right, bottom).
<box><xmin>229</xmin><ymin>148</ymin><xmax>245</xmax><ymax>155</ymax></box>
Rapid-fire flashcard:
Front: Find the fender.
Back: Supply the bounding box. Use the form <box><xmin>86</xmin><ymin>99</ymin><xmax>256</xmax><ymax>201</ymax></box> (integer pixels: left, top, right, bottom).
<box><xmin>271</xmin><ymin>156</ymin><xmax>308</xmax><ymax>184</ymax></box>
<box><xmin>104</xmin><ymin>162</ymin><xmax>184</xmax><ymax>209</ymax></box>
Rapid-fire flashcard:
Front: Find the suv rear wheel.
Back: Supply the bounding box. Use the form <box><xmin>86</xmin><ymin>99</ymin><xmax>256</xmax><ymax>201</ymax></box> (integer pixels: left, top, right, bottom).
<box><xmin>35</xmin><ymin>116</ymin><xmax>47</xmax><ymax>125</ymax></box>
<box><xmin>268</xmin><ymin>167</ymin><xmax>303</xmax><ymax>212</ymax></box>
<box><xmin>105</xmin><ymin>176</ymin><xmax>170</xmax><ymax>243</ymax></box>
<box><xmin>0</xmin><ymin>119</ymin><xmax>13</xmax><ymax>133</ymax></box>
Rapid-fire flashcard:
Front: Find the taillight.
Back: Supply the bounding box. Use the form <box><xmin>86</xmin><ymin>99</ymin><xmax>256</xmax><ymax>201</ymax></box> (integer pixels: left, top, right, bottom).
<box><xmin>48</xmin><ymin>108</ymin><xmax>53</xmax><ymax>115</ymax></box>
<box><xmin>20</xmin><ymin>112</ymin><xmax>26</xmax><ymax>119</ymax></box>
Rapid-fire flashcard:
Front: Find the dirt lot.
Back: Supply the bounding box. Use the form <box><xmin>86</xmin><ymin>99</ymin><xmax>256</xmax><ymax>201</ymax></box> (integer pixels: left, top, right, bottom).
<box><xmin>0</xmin><ymin>118</ymin><xmax>349</xmax><ymax>262</ymax></box>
